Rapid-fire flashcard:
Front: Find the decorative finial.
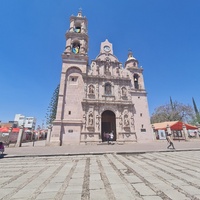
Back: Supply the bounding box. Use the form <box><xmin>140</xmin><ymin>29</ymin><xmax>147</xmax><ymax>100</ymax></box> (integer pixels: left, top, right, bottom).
<box><xmin>77</xmin><ymin>8</ymin><xmax>82</xmax><ymax>17</ymax></box>
<box><xmin>128</xmin><ymin>49</ymin><xmax>133</xmax><ymax>58</ymax></box>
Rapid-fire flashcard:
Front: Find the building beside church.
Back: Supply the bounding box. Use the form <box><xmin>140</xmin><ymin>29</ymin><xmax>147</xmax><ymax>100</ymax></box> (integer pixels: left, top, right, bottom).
<box><xmin>50</xmin><ymin>10</ymin><xmax>153</xmax><ymax>145</ymax></box>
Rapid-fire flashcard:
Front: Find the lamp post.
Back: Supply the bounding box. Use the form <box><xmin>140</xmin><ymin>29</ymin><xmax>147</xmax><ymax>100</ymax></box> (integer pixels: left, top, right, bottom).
<box><xmin>32</xmin><ymin>131</ymin><xmax>35</xmax><ymax>147</ymax></box>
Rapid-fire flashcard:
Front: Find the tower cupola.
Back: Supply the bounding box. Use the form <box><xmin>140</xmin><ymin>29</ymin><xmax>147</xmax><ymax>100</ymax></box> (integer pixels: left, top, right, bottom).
<box><xmin>125</xmin><ymin>50</ymin><xmax>138</xmax><ymax>70</ymax></box>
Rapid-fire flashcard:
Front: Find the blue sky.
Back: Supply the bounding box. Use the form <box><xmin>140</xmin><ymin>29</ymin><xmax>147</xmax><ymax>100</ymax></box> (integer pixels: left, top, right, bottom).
<box><xmin>0</xmin><ymin>0</ymin><xmax>200</xmax><ymax>127</ymax></box>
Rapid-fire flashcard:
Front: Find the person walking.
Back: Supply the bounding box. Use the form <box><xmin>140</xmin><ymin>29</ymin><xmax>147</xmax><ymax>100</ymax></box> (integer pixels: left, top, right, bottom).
<box><xmin>109</xmin><ymin>131</ymin><xmax>114</xmax><ymax>145</ymax></box>
<box><xmin>0</xmin><ymin>142</ymin><xmax>5</xmax><ymax>155</ymax></box>
<box><xmin>166</xmin><ymin>132</ymin><xmax>175</xmax><ymax>149</ymax></box>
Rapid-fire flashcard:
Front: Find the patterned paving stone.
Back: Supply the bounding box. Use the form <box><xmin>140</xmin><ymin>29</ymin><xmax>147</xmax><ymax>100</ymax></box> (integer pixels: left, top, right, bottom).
<box><xmin>1</xmin><ymin>151</ymin><xmax>200</xmax><ymax>199</ymax></box>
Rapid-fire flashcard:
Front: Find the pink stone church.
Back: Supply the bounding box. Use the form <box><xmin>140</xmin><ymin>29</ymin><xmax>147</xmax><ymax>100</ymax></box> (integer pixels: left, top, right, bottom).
<box><xmin>50</xmin><ymin>10</ymin><xmax>154</xmax><ymax>145</ymax></box>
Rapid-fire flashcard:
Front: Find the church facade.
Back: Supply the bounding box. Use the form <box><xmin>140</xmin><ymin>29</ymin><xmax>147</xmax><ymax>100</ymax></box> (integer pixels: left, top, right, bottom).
<box><xmin>50</xmin><ymin>11</ymin><xmax>153</xmax><ymax>145</ymax></box>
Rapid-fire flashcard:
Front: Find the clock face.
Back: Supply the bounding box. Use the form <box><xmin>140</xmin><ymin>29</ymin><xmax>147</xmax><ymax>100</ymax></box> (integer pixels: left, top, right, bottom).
<box><xmin>104</xmin><ymin>45</ymin><xmax>110</xmax><ymax>52</ymax></box>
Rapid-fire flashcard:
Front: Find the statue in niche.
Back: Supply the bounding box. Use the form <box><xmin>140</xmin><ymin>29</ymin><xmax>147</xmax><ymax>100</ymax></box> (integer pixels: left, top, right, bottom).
<box><xmin>124</xmin><ymin>115</ymin><xmax>129</xmax><ymax>126</ymax></box>
<box><xmin>122</xmin><ymin>87</ymin><xmax>127</xmax><ymax>96</ymax></box>
<box><xmin>104</xmin><ymin>58</ymin><xmax>111</xmax><ymax>73</ymax></box>
<box><xmin>88</xmin><ymin>113</ymin><xmax>93</xmax><ymax>126</ymax></box>
<box><xmin>89</xmin><ymin>85</ymin><xmax>94</xmax><ymax>94</ymax></box>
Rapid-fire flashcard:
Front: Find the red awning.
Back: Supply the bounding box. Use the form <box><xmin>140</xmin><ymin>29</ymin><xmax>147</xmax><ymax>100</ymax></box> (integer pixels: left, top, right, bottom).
<box><xmin>153</xmin><ymin>121</ymin><xmax>197</xmax><ymax>131</ymax></box>
<box><xmin>0</xmin><ymin>127</ymin><xmax>20</xmax><ymax>133</ymax></box>
<box><xmin>12</xmin><ymin>128</ymin><xmax>20</xmax><ymax>133</ymax></box>
<box><xmin>184</xmin><ymin>123</ymin><xmax>198</xmax><ymax>130</ymax></box>
<box><xmin>0</xmin><ymin>127</ymin><xmax>9</xmax><ymax>132</ymax></box>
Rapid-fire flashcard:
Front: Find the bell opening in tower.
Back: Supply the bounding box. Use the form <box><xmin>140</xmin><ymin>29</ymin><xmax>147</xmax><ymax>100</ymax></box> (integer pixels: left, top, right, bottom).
<box><xmin>74</xmin><ymin>25</ymin><xmax>81</xmax><ymax>33</ymax></box>
<box><xmin>72</xmin><ymin>42</ymin><xmax>80</xmax><ymax>54</ymax></box>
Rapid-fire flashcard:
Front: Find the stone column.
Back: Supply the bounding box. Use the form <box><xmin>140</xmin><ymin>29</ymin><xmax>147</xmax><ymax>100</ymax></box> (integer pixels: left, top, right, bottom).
<box><xmin>197</xmin><ymin>125</ymin><xmax>200</xmax><ymax>139</ymax></box>
<box><xmin>45</xmin><ymin>125</ymin><xmax>52</xmax><ymax>146</ymax></box>
<box><xmin>151</xmin><ymin>125</ymin><xmax>156</xmax><ymax>140</ymax></box>
<box><xmin>16</xmin><ymin>125</ymin><xmax>24</xmax><ymax>147</ymax></box>
<box><xmin>8</xmin><ymin>127</ymin><xmax>13</xmax><ymax>146</ymax></box>
<box><xmin>183</xmin><ymin>124</ymin><xmax>188</xmax><ymax>141</ymax></box>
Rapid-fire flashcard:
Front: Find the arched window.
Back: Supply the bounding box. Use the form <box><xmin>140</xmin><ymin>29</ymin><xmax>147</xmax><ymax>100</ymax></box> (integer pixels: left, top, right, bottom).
<box><xmin>105</xmin><ymin>83</ymin><xmax>111</xmax><ymax>95</ymax></box>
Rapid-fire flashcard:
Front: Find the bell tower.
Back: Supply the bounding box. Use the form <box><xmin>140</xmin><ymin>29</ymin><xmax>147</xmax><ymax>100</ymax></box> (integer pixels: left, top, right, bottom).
<box><xmin>125</xmin><ymin>50</ymin><xmax>145</xmax><ymax>90</ymax></box>
<box><xmin>64</xmin><ymin>9</ymin><xmax>88</xmax><ymax>57</ymax></box>
<box><xmin>50</xmin><ymin>10</ymin><xmax>89</xmax><ymax>145</ymax></box>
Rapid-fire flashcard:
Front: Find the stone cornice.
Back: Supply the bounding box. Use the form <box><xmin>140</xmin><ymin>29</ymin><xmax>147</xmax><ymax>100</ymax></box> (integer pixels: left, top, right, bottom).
<box><xmin>66</xmin><ymin>32</ymin><xmax>88</xmax><ymax>41</ymax></box>
<box><xmin>62</xmin><ymin>54</ymin><xmax>88</xmax><ymax>63</ymax></box>
<box><xmin>82</xmin><ymin>99</ymin><xmax>133</xmax><ymax>106</ymax></box>
<box><xmin>82</xmin><ymin>74</ymin><xmax>131</xmax><ymax>82</ymax></box>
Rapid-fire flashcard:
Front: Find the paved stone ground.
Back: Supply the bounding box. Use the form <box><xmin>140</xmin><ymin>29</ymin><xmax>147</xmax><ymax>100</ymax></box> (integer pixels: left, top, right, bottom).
<box><xmin>3</xmin><ymin>139</ymin><xmax>200</xmax><ymax>157</ymax></box>
<box><xmin>1</xmin><ymin>151</ymin><xmax>200</xmax><ymax>200</ymax></box>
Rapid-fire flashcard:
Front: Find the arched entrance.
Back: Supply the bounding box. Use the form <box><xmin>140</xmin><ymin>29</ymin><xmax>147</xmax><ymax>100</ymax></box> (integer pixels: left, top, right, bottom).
<box><xmin>101</xmin><ymin>110</ymin><xmax>116</xmax><ymax>142</ymax></box>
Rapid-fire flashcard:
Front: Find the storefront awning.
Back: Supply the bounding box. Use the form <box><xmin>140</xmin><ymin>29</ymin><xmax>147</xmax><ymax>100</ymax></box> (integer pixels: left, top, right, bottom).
<box><xmin>152</xmin><ymin>121</ymin><xmax>197</xmax><ymax>131</ymax></box>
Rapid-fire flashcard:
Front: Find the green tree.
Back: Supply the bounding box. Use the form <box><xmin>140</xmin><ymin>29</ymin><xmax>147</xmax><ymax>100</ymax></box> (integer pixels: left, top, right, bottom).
<box><xmin>45</xmin><ymin>84</ymin><xmax>60</xmax><ymax>126</ymax></box>
<box><xmin>151</xmin><ymin>100</ymin><xmax>195</xmax><ymax>124</ymax></box>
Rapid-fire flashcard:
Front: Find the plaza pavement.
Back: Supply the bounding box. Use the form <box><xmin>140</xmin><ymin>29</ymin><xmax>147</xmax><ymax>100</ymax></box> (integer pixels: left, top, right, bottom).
<box><xmin>1</xmin><ymin>140</ymin><xmax>200</xmax><ymax>200</ymax></box>
<box><xmin>2</xmin><ymin>139</ymin><xmax>200</xmax><ymax>158</ymax></box>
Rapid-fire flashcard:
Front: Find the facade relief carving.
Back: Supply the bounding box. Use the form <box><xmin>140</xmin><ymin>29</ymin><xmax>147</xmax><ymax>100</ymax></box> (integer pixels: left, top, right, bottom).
<box><xmin>82</xmin><ymin>114</ymin><xmax>86</xmax><ymax>131</ymax></box>
<box><xmin>96</xmin><ymin>115</ymin><xmax>100</xmax><ymax>130</ymax></box>
<box><xmin>131</xmin><ymin>115</ymin><xmax>135</xmax><ymax>129</ymax></box>
<box><xmin>122</xmin><ymin>87</ymin><xmax>127</xmax><ymax>96</ymax></box>
<box><xmin>124</xmin><ymin>114</ymin><xmax>130</xmax><ymax>127</ymax></box>
<box><xmin>119</xmin><ymin>115</ymin><xmax>123</xmax><ymax>130</ymax></box>
<box><xmin>88</xmin><ymin>113</ymin><xmax>94</xmax><ymax>126</ymax></box>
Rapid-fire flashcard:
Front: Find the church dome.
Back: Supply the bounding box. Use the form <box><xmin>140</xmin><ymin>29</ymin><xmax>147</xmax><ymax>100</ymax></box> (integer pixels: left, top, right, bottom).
<box><xmin>126</xmin><ymin>50</ymin><xmax>136</xmax><ymax>61</ymax></box>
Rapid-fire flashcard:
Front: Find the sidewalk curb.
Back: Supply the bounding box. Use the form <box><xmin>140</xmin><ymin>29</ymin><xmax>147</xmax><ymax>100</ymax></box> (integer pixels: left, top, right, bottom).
<box><xmin>2</xmin><ymin>148</ymin><xmax>200</xmax><ymax>159</ymax></box>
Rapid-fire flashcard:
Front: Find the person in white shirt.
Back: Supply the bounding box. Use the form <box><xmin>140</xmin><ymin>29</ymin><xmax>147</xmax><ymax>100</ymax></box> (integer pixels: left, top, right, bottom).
<box><xmin>109</xmin><ymin>131</ymin><xmax>114</xmax><ymax>145</ymax></box>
